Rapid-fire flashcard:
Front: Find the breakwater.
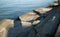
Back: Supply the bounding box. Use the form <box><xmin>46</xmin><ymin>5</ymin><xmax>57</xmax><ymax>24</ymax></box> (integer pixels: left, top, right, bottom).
<box><xmin>0</xmin><ymin>0</ymin><xmax>60</xmax><ymax>37</ymax></box>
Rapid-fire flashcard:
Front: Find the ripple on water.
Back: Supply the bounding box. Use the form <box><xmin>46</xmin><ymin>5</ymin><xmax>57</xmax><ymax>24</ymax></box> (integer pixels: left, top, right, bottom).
<box><xmin>0</xmin><ymin>0</ymin><xmax>55</xmax><ymax>19</ymax></box>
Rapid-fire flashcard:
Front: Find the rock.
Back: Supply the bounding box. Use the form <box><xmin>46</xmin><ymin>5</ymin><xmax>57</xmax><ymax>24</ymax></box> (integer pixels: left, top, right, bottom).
<box><xmin>34</xmin><ymin>8</ymin><xmax>52</xmax><ymax>14</ymax></box>
<box><xmin>0</xmin><ymin>19</ymin><xmax>14</xmax><ymax>37</ymax></box>
<box><xmin>55</xmin><ymin>24</ymin><xmax>60</xmax><ymax>37</ymax></box>
<box><xmin>21</xmin><ymin>21</ymin><xmax>32</xmax><ymax>28</ymax></box>
<box><xmin>48</xmin><ymin>0</ymin><xmax>58</xmax><ymax>7</ymax></box>
<box><xmin>32</xmin><ymin>20</ymin><xmax>40</xmax><ymax>25</ymax></box>
<box><xmin>48</xmin><ymin>3</ymin><xmax>58</xmax><ymax>7</ymax></box>
<box><xmin>19</xmin><ymin>12</ymin><xmax>40</xmax><ymax>22</ymax></box>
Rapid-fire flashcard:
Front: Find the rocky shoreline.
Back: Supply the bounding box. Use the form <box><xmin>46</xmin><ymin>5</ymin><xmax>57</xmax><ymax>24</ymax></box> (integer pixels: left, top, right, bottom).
<box><xmin>0</xmin><ymin>0</ymin><xmax>60</xmax><ymax>37</ymax></box>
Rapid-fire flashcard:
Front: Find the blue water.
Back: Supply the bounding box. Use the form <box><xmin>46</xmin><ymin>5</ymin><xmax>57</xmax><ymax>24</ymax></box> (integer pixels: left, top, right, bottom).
<box><xmin>0</xmin><ymin>0</ymin><xmax>55</xmax><ymax>19</ymax></box>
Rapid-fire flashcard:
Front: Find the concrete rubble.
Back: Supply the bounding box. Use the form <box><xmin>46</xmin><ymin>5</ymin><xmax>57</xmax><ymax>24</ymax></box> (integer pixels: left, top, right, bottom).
<box><xmin>55</xmin><ymin>24</ymin><xmax>60</xmax><ymax>37</ymax></box>
<box><xmin>0</xmin><ymin>0</ymin><xmax>60</xmax><ymax>37</ymax></box>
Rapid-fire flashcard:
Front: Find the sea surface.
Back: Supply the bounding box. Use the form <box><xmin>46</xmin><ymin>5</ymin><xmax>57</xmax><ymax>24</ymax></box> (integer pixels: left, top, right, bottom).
<box><xmin>0</xmin><ymin>0</ymin><xmax>55</xmax><ymax>19</ymax></box>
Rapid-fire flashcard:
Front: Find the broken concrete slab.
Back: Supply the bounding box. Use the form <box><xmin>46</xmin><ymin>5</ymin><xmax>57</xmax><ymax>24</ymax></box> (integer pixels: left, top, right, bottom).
<box><xmin>19</xmin><ymin>12</ymin><xmax>40</xmax><ymax>22</ymax></box>
<box><xmin>34</xmin><ymin>8</ymin><xmax>52</xmax><ymax>14</ymax></box>
<box><xmin>0</xmin><ymin>19</ymin><xmax>14</xmax><ymax>37</ymax></box>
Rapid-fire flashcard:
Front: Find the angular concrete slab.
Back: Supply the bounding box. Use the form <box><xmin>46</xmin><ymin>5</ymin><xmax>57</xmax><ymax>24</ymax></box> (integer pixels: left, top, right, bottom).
<box><xmin>34</xmin><ymin>8</ymin><xmax>52</xmax><ymax>14</ymax></box>
<box><xmin>19</xmin><ymin>12</ymin><xmax>40</xmax><ymax>22</ymax></box>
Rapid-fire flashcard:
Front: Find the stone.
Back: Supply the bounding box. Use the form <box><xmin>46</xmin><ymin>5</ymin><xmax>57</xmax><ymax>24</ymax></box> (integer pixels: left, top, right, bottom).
<box><xmin>58</xmin><ymin>0</ymin><xmax>60</xmax><ymax>5</ymax></box>
<box><xmin>34</xmin><ymin>8</ymin><xmax>52</xmax><ymax>14</ymax></box>
<box><xmin>32</xmin><ymin>20</ymin><xmax>40</xmax><ymax>25</ymax></box>
<box><xmin>21</xmin><ymin>21</ymin><xmax>32</xmax><ymax>28</ymax></box>
<box><xmin>21</xmin><ymin>20</ymin><xmax>40</xmax><ymax>28</ymax></box>
<box><xmin>48</xmin><ymin>3</ymin><xmax>58</xmax><ymax>7</ymax></box>
<box><xmin>0</xmin><ymin>19</ymin><xmax>14</xmax><ymax>28</ymax></box>
<box><xmin>55</xmin><ymin>24</ymin><xmax>60</xmax><ymax>37</ymax></box>
<box><xmin>35</xmin><ymin>13</ymin><xmax>60</xmax><ymax>37</ymax></box>
<box><xmin>19</xmin><ymin>12</ymin><xmax>40</xmax><ymax>22</ymax></box>
<box><xmin>0</xmin><ymin>19</ymin><xmax>14</xmax><ymax>37</ymax></box>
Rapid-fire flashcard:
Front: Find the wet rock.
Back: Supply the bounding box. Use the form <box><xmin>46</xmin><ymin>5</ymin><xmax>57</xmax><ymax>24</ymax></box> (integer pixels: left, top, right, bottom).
<box><xmin>54</xmin><ymin>0</ymin><xmax>58</xmax><ymax>3</ymax></box>
<box><xmin>48</xmin><ymin>3</ymin><xmax>58</xmax><ymax>7</ymax></box>
<box><xmin>19</xmin><ymin>12</ymin><xmax>40</xmax><ymax>22</ymax></box>
<box><xmin>0</xmin><ymin>19</ymin><xmax>14</xmax><ymax>37</ymax></box>
<box><xmin>34</xmin><ymin>8</ymin><xmax>52</xmax><ymax>14</ymax></box>
<box><xmin>35</xmin><ymin>13</ymin><xmax>60</xmax><ymax>37</ymax></box>
<box><xmin>21</xmin><ymin>20</ymin><xmax>40</xmax><ymax>28</ymax></box>
<box><xmin>58</xmin><ymin>0</ymin><xmax>60</xmax><ymax>5</ymax></box>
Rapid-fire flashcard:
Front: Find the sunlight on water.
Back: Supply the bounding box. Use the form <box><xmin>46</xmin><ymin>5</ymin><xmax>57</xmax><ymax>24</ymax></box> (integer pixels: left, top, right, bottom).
<box><xmin>0</xmin><ymin>0</ymin><xmax>55</xmax><ymax>19</ymax></box>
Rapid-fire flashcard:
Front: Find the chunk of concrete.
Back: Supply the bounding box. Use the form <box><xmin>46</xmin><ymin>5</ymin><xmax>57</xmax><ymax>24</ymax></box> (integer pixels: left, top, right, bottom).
<box><xmin>19</xmin><ymin>12</ymin><xmax>40</xmax><ymax>22</ymax></box>
<box><xmin>0</xmin><ymin>19</ymin><xmax>14</xmax><ymax>37</ymax></box>
<box><xmin>21</xmin><ymin>21</ymin><xmax>32</xmax><ymax>28</ymax></box>
<box><xmin>0</xmin><ymin>19</ymin><xmax>14</xmax><ymax>29</ymax></box>
<box><xmin>55</xmin><ymin>24</ymin><xmax>60</xmax><ymax>37</ymax></box>
<box><xmin>21</xmin><ymin>20</ymin><xmax>40</xmax><ymax>28</ymax></box>
<box><xmin>34</xmin><ymin>8</ymin><xmax>52</xmax><ymax>14</ymax></box>
<box><xmin>58</xmin><ymin>0</ymin><xmax>60</xmax><ymax>5</ymax></box>
<box><xmin>48</xmin><ymin>3</ymin><xmax>58</xmax><ymax>7</ymax></box>
<box><xmin>35</xmin><ymin>13</ymin><xmax>60</xmax><ymax>37</ymax></box>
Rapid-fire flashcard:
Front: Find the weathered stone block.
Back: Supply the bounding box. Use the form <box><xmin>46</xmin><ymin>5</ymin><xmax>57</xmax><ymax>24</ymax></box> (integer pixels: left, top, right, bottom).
<box><xmin>21</xmin><ymin>21</ymin><xmax>32</xmax><ymax>28</ymax></box>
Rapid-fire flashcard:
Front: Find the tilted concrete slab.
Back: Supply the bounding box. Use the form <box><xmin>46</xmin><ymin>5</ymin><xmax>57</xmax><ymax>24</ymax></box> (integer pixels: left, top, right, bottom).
<box><xmin>19</xmin><ymin>12</ymin><xmax>40</xmax><ymax>22</ymax></box>
<box><xmin>34</xmin><ymin>8</ymin><xmax>52</xmax><ymax>14</ymax></box>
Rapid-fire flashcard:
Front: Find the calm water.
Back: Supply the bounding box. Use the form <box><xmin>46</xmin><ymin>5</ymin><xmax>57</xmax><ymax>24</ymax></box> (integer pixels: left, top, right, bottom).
<box><xmin>0</xmin><ymin>0</ymin><xmax>55</xmax><ymax>19</ymax></box>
